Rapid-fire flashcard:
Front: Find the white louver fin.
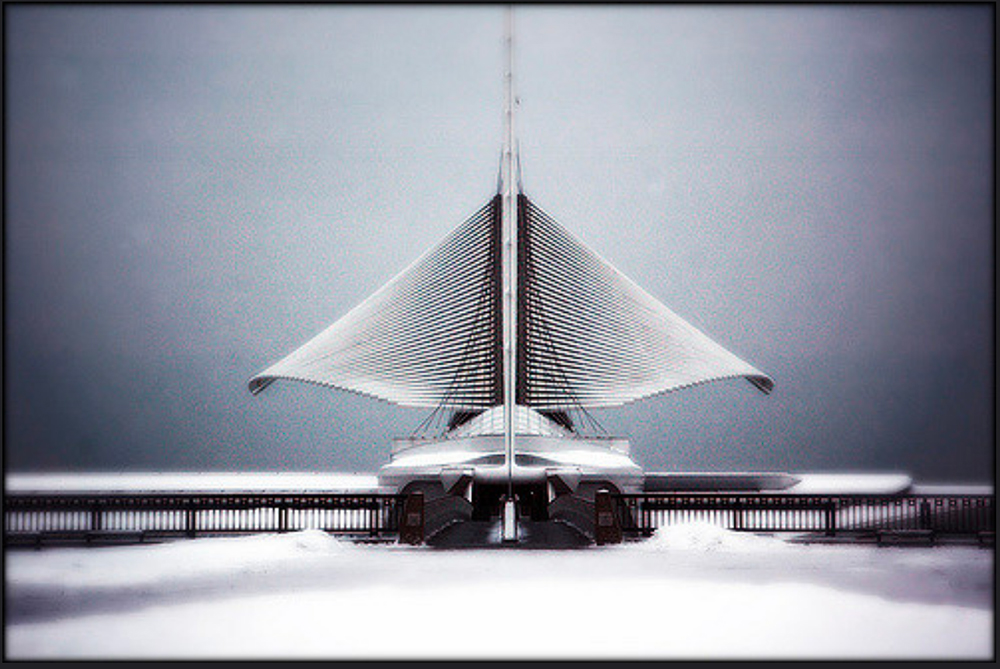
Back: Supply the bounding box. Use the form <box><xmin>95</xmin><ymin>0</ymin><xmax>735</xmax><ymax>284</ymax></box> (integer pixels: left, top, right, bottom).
<box><xmin>249</xmin><ymin>193</ymin><xmax>773</xmax><ymax>409</ymax></box>
<box><xmin>516</xmin><ymin>195</ymin><xmax>773</xmax><ymax>409</ymax></box>
<box><xmin>249</xmin><ymin>197</ymin><xmax>503</xmax><ymax>409</ymax></box>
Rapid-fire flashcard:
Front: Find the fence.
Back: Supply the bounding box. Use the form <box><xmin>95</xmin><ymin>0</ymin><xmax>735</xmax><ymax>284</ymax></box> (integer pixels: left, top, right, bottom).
<box><xmin>611</xmin><ymin>492</ymin><xmax>995</xmax><ymax>541</ymax></box>
<box><xmin>4</xmin><ymin>492</ymin><xmax>406</xmax><ymax>545</ymax></box>
<box><xmin>5</xmin><ymin>490</ymin><xmax>994</xmax><ymax>547</ymax></box>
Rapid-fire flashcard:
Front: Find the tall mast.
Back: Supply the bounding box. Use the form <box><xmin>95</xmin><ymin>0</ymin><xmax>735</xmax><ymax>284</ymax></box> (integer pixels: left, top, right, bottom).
<box><xmin>501</xmin><ymin>6</ymin><xmax>518</xmax><ymax>540</ymax></box>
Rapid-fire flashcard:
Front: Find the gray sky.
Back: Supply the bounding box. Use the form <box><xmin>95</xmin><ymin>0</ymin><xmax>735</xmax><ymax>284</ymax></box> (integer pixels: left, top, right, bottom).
<box><xmin>5</xmin><ymin>5</ymin><xmax>993</xmax><ymax>482</ymax></box>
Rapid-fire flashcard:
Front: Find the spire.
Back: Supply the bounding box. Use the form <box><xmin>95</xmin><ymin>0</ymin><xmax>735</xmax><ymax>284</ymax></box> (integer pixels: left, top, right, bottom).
<box><xmin>500</xmin><ymin>6</ymin><xmax>519</xmax><ymax>519</ymax></box>
<box><xmin>248</xmin><ymin>8</ymin><xmax>773</xmax><ymax>419</ymax></box>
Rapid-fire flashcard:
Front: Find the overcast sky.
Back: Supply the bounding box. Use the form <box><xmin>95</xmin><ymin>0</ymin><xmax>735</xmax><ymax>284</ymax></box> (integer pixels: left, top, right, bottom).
<box><xmin>5</xmin><ymin>5</ymin><xmax>993</xmax><ymax>482</ymax></box>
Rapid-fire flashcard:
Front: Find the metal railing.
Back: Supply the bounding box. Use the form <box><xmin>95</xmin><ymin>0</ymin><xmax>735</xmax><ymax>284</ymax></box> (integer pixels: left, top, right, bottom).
<box><xmin>4</xmin><ymin>492</ymin><xmax>406</xmax><ymax>545</ymax></box>
<box><xmin>6</xmin><ymin>490</ymin><xmax>994</xmax><ymax>547</ymax></box>
<box><xmin>612</xmin><ymin>492</ymin><xmax>995</xmax><ymax>540</ymax></box>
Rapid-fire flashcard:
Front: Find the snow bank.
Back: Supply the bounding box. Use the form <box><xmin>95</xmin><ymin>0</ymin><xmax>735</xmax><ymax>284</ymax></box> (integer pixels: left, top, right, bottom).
<box><xmin>5</xmin><ymin>528</ymin><xmax>993</xmax><ymax>660</ymax></box>
<box><xmin>640</xmin><ymin>521</ymin><xmax>797</xmax><ymax>552</ymax></box>
<box><xmin>10</xmin><ymin>530</ymin><xmax>354</xmax><ymax>590</ymax></box>
<box><xmin>784</xmin><ymin>472</ymin><xmax>912</xmax><ymax>495</ymax></box>
<box><xmin>7</xmin><ymin>571</ymin><xmax>992</xmax><ymax>660</ymax></box>
<box><xmin>5</xmin><ymin>472</ymin><xmax>383</xmax><ymax>494</ymax></box>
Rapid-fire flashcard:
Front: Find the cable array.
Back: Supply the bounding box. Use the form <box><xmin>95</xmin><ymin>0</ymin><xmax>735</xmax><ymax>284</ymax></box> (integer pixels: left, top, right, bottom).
<box><xmin>249</xmin><ymin>192</ymin><xmax>773</xmax><ymax>415</ymax></box>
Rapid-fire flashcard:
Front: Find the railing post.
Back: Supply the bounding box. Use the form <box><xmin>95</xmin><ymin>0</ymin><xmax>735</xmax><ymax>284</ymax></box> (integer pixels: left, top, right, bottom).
<box><xmin>919</xmin><ymin>499</ymin><xmax>932</xmax><ymax>531</ymax></box>
<box><xmin>90</xmin><ymin>504</ymin><xmax>102</xmax><ymax>532</ymax></box>
<box><xmin>399</xmin><ymin>492</ymin><xmax>425</xmax><ymax>545</ymax></box>
<box><xmin>824</xmin><ymin>499</ymin><xmax>837</xmax><ymax>537</ymax></box>
<box><xmin>186</xmin><ymin>499</ymin><xmax>197</xmax><ymax>539</ymax></box>
<box><xmin>279</xmin><ymin>502</ymin><xmax>289</xmax><ymax>533</ymax></box>
<box><xmin>594</xmin><ymin>489</ymin><xmax>622</xmax><ymax>545</ymax></box>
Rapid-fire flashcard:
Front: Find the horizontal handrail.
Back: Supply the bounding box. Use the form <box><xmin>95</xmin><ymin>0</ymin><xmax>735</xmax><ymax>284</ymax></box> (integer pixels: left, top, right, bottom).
<box><xmin>611</xmin><ymin>492</ymin><xmax>995</xmax><ymax>537</ymax></box>
<box><xmin>4</xmin><ymin>492</ymin><xmax>407</xmax><ymax>541</ymax></box>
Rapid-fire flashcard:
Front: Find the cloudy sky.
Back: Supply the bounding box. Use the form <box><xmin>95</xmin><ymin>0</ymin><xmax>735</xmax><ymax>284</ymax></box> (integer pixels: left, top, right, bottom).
<box><xmin>5</xmin><ymin>5</ymin><xmax>993</xmax><ymax>482</ymax></box>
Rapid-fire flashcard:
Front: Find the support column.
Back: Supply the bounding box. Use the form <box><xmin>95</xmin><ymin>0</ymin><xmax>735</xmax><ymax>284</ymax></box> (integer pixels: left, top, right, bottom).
<box><xmin>595</xmin><ymin>489</ymin><xmax>622</xmax><ymax>545</ymax></box>
<box><xmin>399</xmin><ymin>492</ymin><xmax>425</xmax><ymax>545</ymax></box>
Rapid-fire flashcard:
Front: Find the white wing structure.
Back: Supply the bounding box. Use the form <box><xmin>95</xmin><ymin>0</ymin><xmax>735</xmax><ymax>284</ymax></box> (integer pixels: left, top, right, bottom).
<box><xmin>248</xmin><ymin>193</ymin><xmax>773</xmax><ymax>409</ymax></box>
<box><xmin>517</xmin><ymin>196</ymin><xmax>773</xmax><ymax>408</ymax></box>
<box><xmin>249</xmin><ymin>197</ymin><xmax>503</xmax><ymax>409</ymax></box>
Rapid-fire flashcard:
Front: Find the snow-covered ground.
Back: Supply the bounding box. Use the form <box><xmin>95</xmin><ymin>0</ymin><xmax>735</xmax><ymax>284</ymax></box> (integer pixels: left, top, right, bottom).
<box><xmin>5</xmin><ymin>522</ymin><xmax>993</xmax><ymax>660</ymax></box>
<box><xmin>5</xmin><ymin>472</ymin><xmax>383</xmax><ymax>494</ymax></box>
